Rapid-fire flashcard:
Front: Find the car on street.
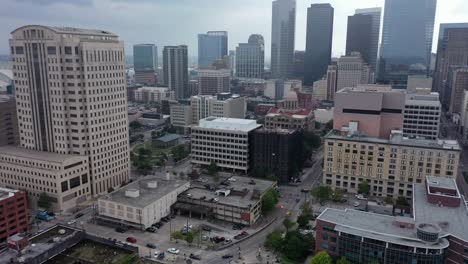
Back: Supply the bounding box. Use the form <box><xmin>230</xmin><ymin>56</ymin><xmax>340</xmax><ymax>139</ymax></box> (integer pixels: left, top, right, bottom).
<box><xmin>353</xmin><ymin>201</ymin><xmax>360</xmax><ymax>207</ymax></box>
<box><xmin>146</xmin><ymin>243</ymin><xmax>156</xmax><ymax>249</ymax></box>
<box><xmin>212</xmin><ymin>236</ymin><xmax>225</xmax><ymax>243</ymax></box>
<box><xmin>74</xmin><ymin>213</ymin><xmax>84</xmax><ymax>219</ymax></box>
<box><xmin>225</xmin><ymin>238</ymin><xmax>232</xmax><ymax>244</ymax></box>
<box><xmin>222</xmin><ymin>254</ymin><xmax>233</xmax><ymax>259</ymax></box>
<box><xmin>202</xmin><ymin>235</ymin><xmax>209</xmax><ymax>241</ymax></box>
<box><xmin>115</xmin><ymin>227</ymin><xmax>127</xmax><ymax>233</ymax></box>
<box><xmin>189</xmin><ymin>253</ymin><xmax>202</xmax><ymax>260</ymax></box>
<box><xmin>234</xmin><ymin>231</ymin><xmax>249</xmax><ymax>239</ymax></box>
<box><xmin>126</xmin><ymin>237</ymin><xmax>137</xmax><ymax>243</ymax></box>
<box><xmin>67</xmin><ymin>220</ymin><xmax>76</xmax><ymax>225</ymax></box>
<box><xmin>154</xmin><ymin>251</ymin><xmax>164</xmax><ymax>259</ymax></box>
<box><xmin>201</xmin><ymin>226</ymin><xmax>211</xmax><ymax>231</ymax></box>
<box><xmin>146</xmin><ymin>227</ymin><xmax>156</xmax><ymax>233</ymax></box>
<box><xmin>355</xmin><ymin>194</ymin><xmax>368</xmax><ymax>200</ymax></box>
<box><xmin>228</xmin><ymin>177</ymin><xmax>236</xmax><ymax>182</ymax></box>
<box><xmin>167</xmin><ymin>248</ymin><xmax>180</xmax><ymax>254</ymax></box>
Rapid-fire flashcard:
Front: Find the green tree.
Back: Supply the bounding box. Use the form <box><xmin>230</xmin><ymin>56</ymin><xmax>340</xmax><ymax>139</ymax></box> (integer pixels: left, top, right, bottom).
<box><xmin>310</xmin><ymin>251</ymin><xmax>332</xmax><ymax>264</ymax></box>
<box><xmin>396</xmin><ymin>196</ymin><xmax>409</xmax><ymax>206</ymax></box>
<box><xmin>282</xmin><ymin>217</ymin><xmax>295</xmax><ymax>233</ymax></box>
<box><xmin>207</xmin><ymin>161</ymin><xmax>218</xmax><ymax>176</ymax></box>
<box><xmin>171</xmin><ymin>231</ymin><xmax>184</xmax><ymax>240</ymax></box>
<box><xmin>38</xmin><ymin>192</ymin><xmax>51</xmax><ymax>209</ymax></box>
<box><xmin>384</xmin><ymin>197</ymin><xmax>394</xmax><ymax>205</ymax></box>
<box><xmin>358</xmin><ymin>180</ymin><xmax>370</xmax><ymax>195</ymax></box>
<box><xmin>185</xmin><ymin>231</ymin><xmax>194</xmax><ymax>244</ymax></box>
<box><xmin>137</xmin><ymin>159</ymin><xmax>153</xmax><ymax>174</ymax></box>
<box><xmin>172</xmin><ymin>145</ymin><xmax>189</xmax><ymax>162</ymax></box>
<box><xmin>304</xmin><ymin>131</ymin><xmax>322</xmax><ymax>149</ymax></box>
<box><xmin>336</xmin><ymin>256</ymin><xmax>350</xmax><ymax>264</ymax></box>
<box><xmin>311</xmin><ymin>185</ymin><xmax>333</xmax><ymax>205</ymax></box>
<box><xmin>283</xmin><ymin>231</ymin><xmax>314</xmax><ymax>261</ymax></box>
<box><xmin>332</xmin><ymin>189</ymin><xmax>344</xmax><ymax>202</ymax></box>
<box><xmin>264</xmin><ymin>230</ymin><xmax>283</xmax><ymax>252</ymax></box>
<box><xmin>129</xmin><ymin>121</ymin><xmax>142</xmax><ymax>130</ymax></box>
<box><xmin>261</xmin><ymin>189</ymin><xmax>279</xmax><ymax>215</ymax></box>
<box><xmin>138</xmin><ymin>146</ymin><xmax>152</xmax><ymax>157</ymax></box>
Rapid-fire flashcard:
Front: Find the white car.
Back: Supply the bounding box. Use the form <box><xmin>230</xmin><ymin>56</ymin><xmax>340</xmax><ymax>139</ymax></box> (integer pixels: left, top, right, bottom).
<box><xmin>228</xmin><ymin>177</ymin><xmax>236</xmax><ymax>182</ymax></box>
<box><xmin>353</xmin><ymin>201</ymin><xmax>360</xmax><ymax>207</ymax></box>
<box><xmin>67</xmin><ymin>220</ymin><xmax>76</xmax><ymax>225</ymax></box>
<box><xmin>167</xmin><ymin>248</ymin><xmax>180</xmax><ymax>254</ymax></box>
<box><xmin>355</xmin><ymin>194</ymin><xmax>368</xmax><ymax>201</ymax></box>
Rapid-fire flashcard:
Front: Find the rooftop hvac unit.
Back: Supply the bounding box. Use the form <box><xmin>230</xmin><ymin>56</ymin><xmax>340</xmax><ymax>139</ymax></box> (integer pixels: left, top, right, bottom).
<box><xmin>125</xmin><ymin>189</ymin><xmax>140</xmax><ymax>198</ymax></box>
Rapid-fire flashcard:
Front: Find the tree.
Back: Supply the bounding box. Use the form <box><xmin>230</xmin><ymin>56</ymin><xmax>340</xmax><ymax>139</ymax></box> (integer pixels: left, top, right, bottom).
<box><xmin>172</xmin><ymin>145</ymin><xmax>189</xmax><ymax>162</ymax></box>
<box><xmin>38</xmin><ymin>192</ymin><xmax>51</xmax><ymax>209</ymax></box>
<box><xmin>311</xmin><ymin>185</ymin><xmax>333</xmax><ymax>205</ymax></box>
<box><xmin>282</xmin><ymin>217</ymin><xmax>295</xmax><ymax>233</ymax></box>
<box><xmin>129</xmin><ymin>121</ymin><xmax>142</xmax><ymax>130</ymax></box>
<box><xmin>336</xmin><ymin>256</ymin><xmax>351</xmax><ymax>264</ymax></box>
<box><xmin>283</xmin><ymin>231</ymin><xmax>314</xmax><ymax>261</ymax></box>
<box><xmin>396</xmin><ymin>196</ymin><xmax>409</xmax><ymax>207</ymax></box>
<box><xmin>207</xmin><ymin>161</ymin><xmax>218</xmax><ymax>176</ymax></box>
<box><xmin>171</xmin><ymin>231</ymin><xmax>184</xmax><ymax>240</ymax></box>
<box><xmin>185</xmin><ymin>231</ymin><xmax>194</xmax><ymax>244</ymax></box>
<box><xmin>304</xmin><ymin>131</ymin><xmax>322</xmax><ymax>149</ymax></box>
<box><xmin>310</xmin><ymin>251</ymin><xmax>332</xmax><ymax>264</ymax></box>
<box><xmin>358</xmin><ymin>180</ymin><xmax>370</xmax><ymax>195</ymax></box>
<box><xmin>332</xmin><ymin>189</ymin><xmax>344</xmax><ymax>202</ymax></box>
<box><xmin>261</xmin><ymin>189</ymin><xmax>279</xmax><ymax>215</ymax></box>
<box><xmin>264</xmin><ymin>230</ymin><xmax>283</xmax><ymax>252</ymax></box>
<box><xmin>384</xmin><ymin>197</ymin><xmax>394</xmax><ymax>205</ymax></box>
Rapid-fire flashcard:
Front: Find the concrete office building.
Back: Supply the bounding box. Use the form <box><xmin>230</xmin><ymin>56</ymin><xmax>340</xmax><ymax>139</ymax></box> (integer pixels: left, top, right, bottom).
<box><xmin>0</xmin><ymin>146</ymin><xmax>91</xmax><ymax>212</ymax></box>
<box><xmin>163</xmin><ymin>45</ymin><xmax>188</xmax><ymax>100</ymax></box>
<box><xmin>316</xmin><ymin>176</ymin><xmax>468</xmax><ymax>264</ymax></box>
<box><xmin>460</xmin><ymin>91</ymin><xmax>468</xmax><ymax>145</ymax></box>
<box><xmin>0</xmin><ymin>95</ymin><xmax>19</xmax><ymax>146</ymax></box>
<box><xmin>0</xmin><ymin>188</ymin><xmax>28</xmax><ymax>242</ymax></box>
<box><xmin>191</xmin><ymin>117</ymin><xmax>261</xmax><ymax>173</ymax></box>
<box><xmin>336</xmin><ymin>52</ymin><xmax>371</xmax><ymax>92</ymax></box>
<box><xmin>403</xmin><ymin>90</ymin><xmax>441</xmax><ymax>140</ymax></box>
<box><xmin>353</xmin><ymin>7</ymin><xmax>381</xmax><ymax>73</ymax></box>
<box><xmin>250</xmin><ymin>128</ymin><xmax>303</xmax><ymax>183</ymax></box>
<box><xmin>134</xmin><ymin>87</ymin><xmax>174</xmax><ymax>104</ymax></box>
<box><xmin>447</xmin><ymin>66</ymin><xmax>468</xmax><ymax>114</ymax></box>
<box><xmin>169</xmin><ymin>103</ymin><xmax>192</xmax><ymax>134</ymax></box>
<box><xmin>8</xmin><ymin>25</ymin><xmax>129</xmax><ymax>196</ymax></box>
<box><xmin>334</xmin><ymin>85</ymin><xmax>406</xmax><ymax>139</ymax></box>
<box><xmin>407</xmin><ymin>75</ymin><xmax>433</xmax><ymax>94</ymax></box>
<box><xmin>190</xmin><ymin>94</ymin><xmax>246</xmax><ymax>124</ymax></box>
<box><xmin>271</xmin><ymin>0</ymin><xmax>296</xmax><ymax>78</ymax></box>
<box><xmin>198</xmin><ymin>31</ymin><xmax>228</xmax><ymax>69</ymax></box>
<box><xmin>433</xmin><ymin>24</ymin><xmax>468</xmax><ymax>108</ymax></box>
<box><xmin>97</xmin><ymin>177</ymin><xmax>190</xmax><ymax>229</ymax></box>
<box><xmin>188</xmin><ymin>79</ymin><xmax>199</xmax><ymax>96</ymax></box>
<box><xmin>198</xmin><ymin>69</ymin><xmax>230</xmax><ymax>95</ymax></box>
<box><xmin>304</xmin><ymin>3</ymin><xmax>334</xmax><ymax>86</ymax></box>
<box><xmin>235</xmin><ymin>34</ymin><xmax>264</xmax><ymax>79</ymax></box>
<box><xmin>133</xmin><ymin>44</ymin><xmax>158</xmax><ymax>86</ymax></box>
<box><xmin>313</xmin><ymin>79</ymin><xmax>328</xmax><ymax>101</ymax></box>
<box><xmin>265</xmin><ymin>107</ymin><xmax>314</xmax><ymax>131</ymax></box>
<box><xmin>379</xmin><ymin>0</ymin><xmax>436</xmax><ymax>88</ymax></box>
<box><xmin>326</xmin><ymin>64</ymin><xmax>338</xmax><ymax>100</ymax></box>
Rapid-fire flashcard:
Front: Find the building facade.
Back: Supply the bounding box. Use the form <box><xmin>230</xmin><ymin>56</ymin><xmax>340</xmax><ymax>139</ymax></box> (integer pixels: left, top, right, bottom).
<box><xmin>304</xmin><ymin>3</ymin><xmax>334</xmax><ymax>86</ymax></box>
<box><xmin>271</xmin><ymin>0</ymin><xmax>296</xmax><ymax>78</ymax></box>
<box><xmin>197</xmin><ymin>69</ymin><xmax>230</xmax><ymax>96</ymax></box>
<box><xmin>169</xmin><ymin>103</ymin><xmax>192</xmax><ymax>133</ymax></box>
<box><xmin>134</xmin><ymin>87</ymin><xmax>174</xmax><ymax>104</ymax></box>
<box><xmin>163</xmin><ymin>45</ymin><xmax>188</xmax><ymax>100</ymax></box>
<box><xmin>447</xmin><ymin>66</ymin><xmax>468</xmax><ymax>114</ymax></box>
<box><xmin>346</xmin><ymin>14</ymin><xmax>372</xmax><ymax>68</ymax></box>
<box><xmin>9</xmin><ymin>25</ymin><xmax>129</xmax><ymax>196</ymax></box>
<box><xmin>190</xmin><ymin>94</ymin><xmax>246</xmax><ymax>124</ymax></box>
<box><xmin>191</xmin><ymin>117</ymin><xmax>261</xmax><ymax>173</ymax></box>
<box><xmin>0</xmin><ymin>188</ymin><xmax>28</xmax><ymax>242</ymax></box>
<box><xmin>235</xmin><ymin>34</ymin><xmax>264</xmax><ymax>79</ymax></box>
<box><xmin>0</xmin><ymin>95</ymin><xmax>19</xmax><ymax>146</ymax></box>
<box><xmin>133</xmin><ymin>44</ymin><xmax>158</xmax><ymax>86</ymax></box>
<box><xmin>403</xmin><ymin>91</ymin><xmax>441</xmax><ymax>140</ymax></box>
<box><xmin>326</xmin><ymin>64</ymin><xmax>338</xmax><ymax>100</ymax></box>
<box><xmin>198</xmin><ymin>31</ymin><xmax>228</xmax><ymax>69</ymax></box>
<box><xmin>354</xmin><ymin>7</ymin><xmax>381</xmax><ymax>73</ymax></box>
<box><xmin>336</xmin><ymin>52</ymin><xmax>371</xmax><ymax>92</ymax></box>
<box><xmin>264</xmin><ymin>108</ymin><xmax>314</xmax><ymax>131</ymax></box>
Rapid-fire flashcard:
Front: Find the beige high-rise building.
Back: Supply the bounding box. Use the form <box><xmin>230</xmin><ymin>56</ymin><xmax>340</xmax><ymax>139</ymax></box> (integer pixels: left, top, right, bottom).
<box><xmin>190</xmin><ymin>93</ymin><xmax>246</xmax><ymax>124</ymax></box>
<box><xmin>336</xmin><ymin>52</ymin><xmax>370</xmax><ymax>92</ymax></box>
<box><xmin>326</xmin><ymin>64</ymin><xmax>337</xmax><ymax>100</ymax></box>
<box><xmin>8</xmin><ymin>25</ymin><xmax>130</xmax><ymax>196</ymax></box>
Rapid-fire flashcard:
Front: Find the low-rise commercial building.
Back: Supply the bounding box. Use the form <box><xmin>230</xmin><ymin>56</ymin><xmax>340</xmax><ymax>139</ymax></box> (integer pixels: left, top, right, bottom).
<box><xmin>323</xmin><ymin>128</ymin><xmax>460</xmax><ymax>198</ymax></box>
<box><xmin>191</xmin><ymin>94</ymin><xmax>246</xmax><ymax>124</ymax></box>
<box><xmin>191</xmin><ymin>117</ymin><xmax>261</xmax><ymax>173</ymax></box>
<box><xmin>134</xmin><ymin>87</ymin><xmax>174</xmax><ymax>103</ymax></box>
<box><xmin>316</xmin><ymin>176</ymin><xmax>468</xmax><ymax>264</ymax></box>
<box><xmin>97</xmin><ymin>177</ymin><xmax>190</xmax><ymax>229</ymax></box>
<box><xmin>198</xmin><ymin>69</ymin><xmax>230</xmax><ymax>96</ymax></box>
<box><xmin>403</xmin><ymin>90</ymin><xmax>441</xmax><ymax>140</ymax></box>
<box><xmin>0</xmin><ymin>188</ymin><xmax>28</xmax><ymax>242</ymax></box>
<box><xmin>170</xmin><ymin>103</ymin><xmax>192</xmax><ymax>134</ymax></box>
<box><xmin>0</xmin><ymin>146</ymin><xmax>91</xmax><ymax>212</ymax></box>
<box><xmin>264</xmin><ymin>107</ymin><xmax>314</xmax><ymax>131</ymax></box>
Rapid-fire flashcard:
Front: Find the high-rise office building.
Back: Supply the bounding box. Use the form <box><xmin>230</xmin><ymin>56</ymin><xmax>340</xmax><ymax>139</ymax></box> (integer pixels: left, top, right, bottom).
<box><xmin>292</xmin><ymin>51</ymin><xmax>305</xmax><ymax>80</ymax></box>
<box><xmin>403</xmin><ymin>90</ymin><xmax>441</xmax><ymax>140</ymax></box>
<box><xmin>236</xmin><ymin>34</ymin><xmax>265</xmax><ymax>79</ymax></box>
<box><xmin>354</xmin><ymin>7</ymin><xmax>381</xmax><ymax>73</ymax></box>
<box><xmin>304</xmin><ymin>3</ymin><xmax>334</xmax><ymax>86</ymax></box>
<box><xmin>163</xmin><ymin>45</ymin><xmax>188</xmax><ymax>100</ymax></box>
<box><xmin>7</xmin><ymin>25</ymin><xmax>129</xmax><ymax>197</ymax></box>
<box><xmin>190</xmin><ymin>94</ymin><xmax>246</xmax><ymax>124</ymax></box>
<box><xmin>346</xmin><ymin>14</ymin><xmax>372</xmax><ymax>67</ymax></box>
<box><xmin>326</xmin><ymin>64</ymin><xmax>338</xmax><ymax>100</ymax></box>
<box><xmin>133</xmin><ymin>44</ymin><xmax>158</xmax><ymax>86</ymax></box>
<box><xmin>379</xmin><ymin>0</ymin><xmax>436</xmax><ymax>89</ymax></box>
<box><xmin>197</xmin><ymin>69</ymin><xmax>230</xmax><ymax>96</ymax></box>
<box><xmin>0</xmin><ymin>95</ymin><xmax>19</xmax><ymax>146</ymax></box>
<box><xmin>447</xmin><ymin>66</ymin><xmax>468</xmax><ymax>114</ymax></box>
<box><xmin>198</xmin><ymin>31</ymin><xmax>228</xmax><ymax>69</ymax></box>
<box><xmin>336</xmin><ymin>52</ymin><xmax>371</xmax><ymax>92</ymax></box>
<box><xmin>433</xmin><ymin>23</ymin><xmax>468</xmax><ymax>108</ymax></box>
<box><xmin>271</xmin><ymin>0</ymin><xmax>296</xmax><ymax>79</ymax></box>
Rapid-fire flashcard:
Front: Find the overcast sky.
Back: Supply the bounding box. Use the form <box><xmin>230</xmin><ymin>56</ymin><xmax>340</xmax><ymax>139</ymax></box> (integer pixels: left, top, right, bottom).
<box><xmin>1</xmin><ymin>0</ymin><xmax>467</xmax><ymax>58</ymax></box>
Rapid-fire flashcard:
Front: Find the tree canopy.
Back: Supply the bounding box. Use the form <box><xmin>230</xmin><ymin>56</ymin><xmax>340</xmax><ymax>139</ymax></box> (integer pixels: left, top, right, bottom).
<box><xmin>261</xmin><ymin>189</ymin><xmax>279</xmax><ymax>215</ymax></box>
<box><xmin>311</xmin><ymin>185</ymin><xmax>333</xmax><ymax>205</ymax></box>
<box><xmin>358</xmin><ymin>180</ymin><xmax>370</xmax><ymax>195</ymax></box>
<box><xmin>310</xmin><ymin>251</ymin><xmax>332</xmax><ymax>264</ymax></box>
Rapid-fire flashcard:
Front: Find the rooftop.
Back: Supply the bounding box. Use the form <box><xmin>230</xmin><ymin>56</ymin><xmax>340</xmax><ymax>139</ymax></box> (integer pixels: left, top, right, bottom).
<box><xmin>196</xmin><ymin>117</ymin><xmax>261</xmax><ymax>132</ymax></box>
<box><xmin>326</xmin><ymin>130</ymin><xmax>461</xmax><ymax>151</ymax></box>
<box><xmin>0</xmin><ymin>146</ymin><xmax>87</xmax><ymax>164</ymax></box>
<box><xmin>12</xmin><ymin>25</ymin><xmax>117</xmax><ymax>37</ymax></box>
<box><xmin>0</xmin><ymin>187</ymin><xmax>21</xmax><ymax>202</ymax></box>
<box><xmin>136</xmin><ymin>86</ymin><xmax>171</xmax><ymax>92</ymax></box>
<box><xmin>426</xmin><ymin>176</ymin><xmax>457</xmax><ymax>190</ymax></box>
<box><xmin>267</xmin><ymin>107</ymin><xmax>312</xmax><ymax>117</ymax></box>
<box><xmin>100</xmin><ymin>177</ymin><xmax>189</xmax><ymax>208</ymax></box>
<box><xmin>155</xmin><ymin>133</ymin><xmax>181</xmax><ymax>143</ymax></box>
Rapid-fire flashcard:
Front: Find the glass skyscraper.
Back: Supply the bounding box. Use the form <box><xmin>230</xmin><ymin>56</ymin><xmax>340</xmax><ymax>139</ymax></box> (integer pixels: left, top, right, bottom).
<box><xmin>133</xmin><ymin>44</ymin><xmax>158</xmax><ymax>71</ymax></box>
<box><xmin>271</xmin><ymin>0</ymin><xmax>296</xmax><ymax>79</ymax></box>
<box><xmin>198</xmin><ymin>31</ymin><xmax>228</xmax><ymax>69</ymax></box>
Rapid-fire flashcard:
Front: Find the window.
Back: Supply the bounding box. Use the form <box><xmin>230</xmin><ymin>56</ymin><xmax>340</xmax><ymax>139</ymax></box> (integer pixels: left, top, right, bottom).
<box><xmin>69</xmin><ymin>176</ymin><xmax>81</xmax><ymax>189</ymax></box>
<box><xmin>47</xmin><ymin>46</ymin><xmax>56</xmax><ymax>55</ymax></box>
<box><xmin>15</xmin><ymin>46</ymin><xmax>24</xmax><ymax>54</ymax></box>
<box><xmin>65</xmin><ymin>46</ymin><xmax>72</xmax><ymax>55</ymax></box>
<box><xmin>61</xmin><ymin>181</ymin><xmax>68</xmax><ymax>192</ymax></box>
<box><xmin>81</xmin><ymin>173</ymin><xmax>88</xmax><ymax>184</ymax></box>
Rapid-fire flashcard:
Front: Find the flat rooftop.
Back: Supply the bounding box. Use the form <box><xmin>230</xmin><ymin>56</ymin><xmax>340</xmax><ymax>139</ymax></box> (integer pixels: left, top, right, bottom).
<box><xmin>0</xmin><ymin>187</ymin><xmax>20</xmax><ymax>202</ymax></box>
<box><xmin>196</xmin><ymin>117</ymin><xmax>261</xmax><ymax>132</ymax></box>
<box><xmin>426</xmin><ymin>176</ymin><xmax>457</xmax><ymax>190</ymax></box>
<box><xmin>326</xmin><ymin>130</ymin><xmax>461</xmax><ymax>151</ymax></box>
<box><xmin>100</xmin><ymin>177</ymin><xmax>189</xmax><ymax>208</ymax></box>
<box><xmin>0</xmin><ymin>146</ymin><xmax>86</xmax><ymax>163</ymax></box>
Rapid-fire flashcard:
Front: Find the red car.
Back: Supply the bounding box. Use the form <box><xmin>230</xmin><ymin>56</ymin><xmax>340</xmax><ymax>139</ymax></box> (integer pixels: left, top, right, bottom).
<box><xmin>126</xmin><ymin>237</ymin><xmax>137</xmax><ymax>243</ymax></box>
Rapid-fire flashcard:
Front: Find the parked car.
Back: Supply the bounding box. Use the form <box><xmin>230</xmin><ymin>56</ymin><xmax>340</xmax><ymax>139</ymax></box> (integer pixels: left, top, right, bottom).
<box><xmin>353</xmin><ymin>201</ymin><xmax>360</xmax><ymax>207</ymax></box>
<box><xmin>126</xmin><ymin>237</ymin><xmax>137</xmax><ymax>243</ymax></box>
<box><xmin>167</xmin><ymin>248</ymin><xmax>180</xmax><ymax>254</ymax></box>
<box><xmin>234</xmin><ymin>231</ymin><xmax>249</xmax><ymax>239</ymax></box>
<box><xmin>67</xmin><ymin>220</ymin><xmax>76</xmax><ymax>225</ymax></box>
<box><xmin>74</xmin><ymin>213</ymin><xmax>84</xmax><ymax>219</ymax></box>
<box><xmin>146</xmin><ymin>227</ymin><xmax>156</xmax><ymax>233</ymax></box>
<box><xmin>189</xmin><ymin>253</ymin><xmax>202</xmax><ymax>260</ymax></box>
<box><xmin>212</xmin><ymin>236</ymin><xmax>225</xmax><ymax>243</ymax></box>
<box><xmin>161</xmin><ymin>217</ymin><xmax>169</xmax><ymax>222</ymax></box>
<box><xmin>225</xmin><ymin>238</ymin><xmax>232</xmax><ymax>243</ymax></box>
<box><xmin>201</xmin><ymin>226</ymin><xmax>211</xmax><ymax>232</ymax></box>
<box><xmin>202</xmin><ymin>235</ymin><xmax>209</xmax><ymax>241</ymax></box>
<box><xmin>222</xmin><ymin>254</ymin><xmax>233</xmax><ymax>259</ymax></box>
<box><xmin>146</xmin><ymin>243</ymin><xmax>156</xmax><ymax>249</ymax></box>
<box><xmin>355</xmin><ymin>194</ymin><xmax>368</xmax><ymax>201</ymax></box>
<box><xmin>115</xmin><ymin>227</ymin><xmax>127</xmax><ymax>233</ymax></box>
<box><xmin>154</xmin><ymin>251</ymin><xmax>164</xmax><ymax>259</ymax></box>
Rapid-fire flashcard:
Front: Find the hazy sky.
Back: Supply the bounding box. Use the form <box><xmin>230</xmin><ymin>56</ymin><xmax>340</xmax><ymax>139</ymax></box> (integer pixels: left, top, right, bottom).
<box><xmin>1</xmin><ymin>0</ymin><xmax>467</xmax><ymax>58</ymax></box>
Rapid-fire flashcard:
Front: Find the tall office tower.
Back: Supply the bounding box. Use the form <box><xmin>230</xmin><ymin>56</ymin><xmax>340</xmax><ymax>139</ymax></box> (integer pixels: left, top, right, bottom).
<box><xmin>354</xmin><ymin>7</ymin><xmax>381</xmax><ymax>73</ymax></box>
<box><xmin>198</xmin><ymin>31</ymin><xmax>228</xmax><ymax>69</ymax></box>
<box><xmin>271</xmin><ymin>0</ymin><xmax>296</xmax><ymax>79</ymax></box>
<box><xmin>447</xmin><ymin>67</ymin><xmax>468</xmax><ymax>114</ymax></box>
<box><xmin>304</xmin><ymin>3</ymin><xmax>334</xmax><ymax>86</ymax></box>
<box><xmin>8</xmin><ymin>25</ymin><xmax>129</xmax><ymax>196</ymax></box>
<box><xmin>0</xmin><ymin>95</ymin><xmax>19</xmax><ymax>146</ymax></box>
<box><xmin>326</xmin><ymin>64</ymin><xmax>338</xmax><ymax>100</ymax></box>
<box><xmin>292</xmin><ymin>51</ymin><xmax>305</xmax><ymax>80</ymax></box>
<box><xmin>236</xmin><ymin>34</ymin><xmax>265</xmax><ymax>79</ymax></box>
<box><xmin>163</xmin><ymin>45</ymin><xmax>188</xmax><ymax>100</ymax></box>
<box><xmin>133</xmin><ymin>44</ymin><xmax>158</xmax><ymax>86</ymax></box>
<box><xmin>336</xmin><ymin>52</ymin><xmax>371</xmax><ymax>92</ymax></box>
<box><xmin>346</xmin><ymin>14</ymin><xmax>372</xmax><ymax>67</ymax></box>
<box><xmin>197</xmin><ymin>69</ymin><xmax>230</xmax><ymax>95</ymax></box>
<box><xmin>433</xmin><ymin>23</ymin><xmax>468</xmax><ymax>108</ymax></box>
<box><xmin>379</xmin><ymin>0</ymin><xmax>436</xmax><ymax>89</ymax></box>
<box><xmin>403</xmin><ymin>89</ymin><xmax>441</xmax><ymax>140</ymax></box>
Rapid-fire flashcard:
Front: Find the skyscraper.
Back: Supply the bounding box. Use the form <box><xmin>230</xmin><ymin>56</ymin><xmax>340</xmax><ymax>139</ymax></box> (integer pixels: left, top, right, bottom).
<box><xmin>163</xmin><ymin>45</ymin><xmax>188</xmax><ymax>100</ymax></box>
<box><xmin>8</xmin><ymin>25</ymin><xmax>130</xmax><ymax>196</ymax></box>
<box><xmin>336</xmin><ymin>52</ymin><xmax>371</xmax><ymax>92</ymax></box>
<box><xmin>379</xmin><ymin>0</ymin><xmax>436</xmax><ymax>88</ymax></box>
<box><xmin>271</xmin><ymin>0</ymin><xmax>296</xmax><ymax>79</ymax></box>
<box><xmin>198</xmin><ymin>31</ymin><xmax>228</xmax><ymax>69</ymax></box>
<box><xmin>354</xmin><ymin>7</ymin><xmax>381</xmax><ymax>74</ymax></box>
<box><xmin>304</xmin><ymin>3</ymin><xmax>334</xmax><ymax>86</ymax></box>
<box><xmin>236</xmin><ymin>34</ymin><xmax>265</xmax><ymax>79</ymax></box>
<box><xmin>346</xmin><ymin>14</ymin><xmax>372</xmax><ymax>67</ymax></box>
<box><xmin>133</xmin><ymin>44</ymin><xmax>158</xmax><ymax>86</ymax></box>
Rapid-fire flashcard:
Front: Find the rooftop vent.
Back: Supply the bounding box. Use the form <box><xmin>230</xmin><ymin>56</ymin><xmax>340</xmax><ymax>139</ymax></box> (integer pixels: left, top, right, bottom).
<box><xmin>147</xmin><ymin>181</ymin><xmax>158</xmax><ymax>189</ymax></box>
<box><xmin>125</xmin><ymin>189</ymin><xmax>140</xmax><ymax>198</ymax></box>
